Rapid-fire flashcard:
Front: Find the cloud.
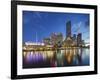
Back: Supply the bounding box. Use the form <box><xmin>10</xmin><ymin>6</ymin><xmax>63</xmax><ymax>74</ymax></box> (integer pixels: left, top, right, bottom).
<box><xmin>35</xmin><ymin>12</ymin><xmax>42</xmax><ymax>19</ymax></box>
<box><xmin>72</xmin><ymin>21</ymin><xmax>89</xmax><ymax>33</ymax></box>
<box><xmin>32</xmin><ymin>12</ymin><xmax>42</xmax><ymax>20</ymax></box>
<box><xmin>72</xmin><ymin>21</ymin><xmax>83</xmax><ymax>33</ymax></box>
<box><xmin>85</xmin><ymin>20</ymin><xmax>89</xmax><ymax>28</ymax></box>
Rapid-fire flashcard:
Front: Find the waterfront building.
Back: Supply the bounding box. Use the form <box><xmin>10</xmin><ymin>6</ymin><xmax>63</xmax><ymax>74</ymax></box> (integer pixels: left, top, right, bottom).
<box><xmin>50</xmin><ymin>33</ymin><xmax>57</xmax><ymax>45</ymax></box>
<box><xmin>77</xmin><ymin>33</ymin><xmax>82</xmax><ymax>46</ymax></box>
<box><xmin>50</xmin><ymin>32</ymin><xmax>63</xmax><ymax>46</ymax></box>
<box><xmin>64</xmin><ymin>21</ymin><xmax>73</xmax><ymax>47</ymax></box>
<box><xmin>43</xmin><ymin>38</ymin><xmax>51</xmax><ymax>45</ymax></box>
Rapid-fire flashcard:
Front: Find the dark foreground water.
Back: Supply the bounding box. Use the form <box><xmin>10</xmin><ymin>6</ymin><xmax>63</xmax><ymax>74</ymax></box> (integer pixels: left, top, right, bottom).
<box><xmin>23</xmin><ymin>48</ymin><xmax>90</xmax><ymax>68</ymax></box>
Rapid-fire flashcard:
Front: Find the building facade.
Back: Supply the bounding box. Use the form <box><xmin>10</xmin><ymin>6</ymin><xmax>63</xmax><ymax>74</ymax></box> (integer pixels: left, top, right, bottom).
<box><xmin>77</xmin><ymin>33</ymin><xmax>82</xmax><ymax>46</ymax></box>
<box><xmin>66</xmin><ymin>21</ymin><xmax>71</xmax><ymax>38</ymax></box>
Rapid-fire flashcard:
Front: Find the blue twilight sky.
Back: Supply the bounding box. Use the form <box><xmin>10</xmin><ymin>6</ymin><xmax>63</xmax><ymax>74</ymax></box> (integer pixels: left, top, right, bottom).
<box><xmin>23</xmin><ymin>11</ymin><xmax>90</xmax><ymax>43</ymax></box>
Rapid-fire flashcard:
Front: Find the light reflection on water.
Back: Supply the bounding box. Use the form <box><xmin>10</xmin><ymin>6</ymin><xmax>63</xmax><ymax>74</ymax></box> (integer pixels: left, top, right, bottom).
<box><xmin>23</xmin><ymin>48</ymin><xmax>89</xmax><ymax>68</ymax></box>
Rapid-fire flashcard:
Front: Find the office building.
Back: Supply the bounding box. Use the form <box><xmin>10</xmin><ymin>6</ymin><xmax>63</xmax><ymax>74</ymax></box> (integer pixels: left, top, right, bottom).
<box><xmin>77</xmin><ymin>33</ymin><xmax>82</xmax><ymax>46</ymax></box>
<box><xmin>66</xmin><ymin>21</ymin><xmax>71</xmax><ymax>38</ymax></box>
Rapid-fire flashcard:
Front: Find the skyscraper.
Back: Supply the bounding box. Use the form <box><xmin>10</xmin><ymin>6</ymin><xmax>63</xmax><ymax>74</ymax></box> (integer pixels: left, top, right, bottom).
<box><xmin>73</xmin><ymin>34</ymin><xmax>76</xmax><ymax>41</ymax></box>
<box><xmin>66</xmin><ymin>21</ymin><xmax>71</xmax><ymax>38</ymax></box>
<box><xmin>64</xmin><ymin>21</ymin><xmax>73</xmax><ymax>47</ymax></box>
<box><xmin>77</xmin><ymin>33</ymin><xmax>82</xmax><ymax>46</ymax></box>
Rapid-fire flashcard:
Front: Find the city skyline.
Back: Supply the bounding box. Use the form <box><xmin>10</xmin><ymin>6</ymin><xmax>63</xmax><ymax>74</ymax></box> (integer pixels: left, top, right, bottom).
<box><xmin>23</xmin><ymin>11</ymin><xmax>90</xmax><ymax>43</ymax></box>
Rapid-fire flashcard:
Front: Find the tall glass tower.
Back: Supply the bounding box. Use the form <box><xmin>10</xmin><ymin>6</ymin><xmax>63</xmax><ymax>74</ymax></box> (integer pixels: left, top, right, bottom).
<box><xmin>66</xmin><ymin>21</ymin><xmax>71</xmax><ymax>38</ymax></box>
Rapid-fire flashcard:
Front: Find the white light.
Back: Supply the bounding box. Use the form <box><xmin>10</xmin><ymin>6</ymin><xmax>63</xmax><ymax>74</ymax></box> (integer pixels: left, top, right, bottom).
<box><xmin>25</xmin><ymin>42</ymin><xmax>45</xmax><ymax>46</ymax></box>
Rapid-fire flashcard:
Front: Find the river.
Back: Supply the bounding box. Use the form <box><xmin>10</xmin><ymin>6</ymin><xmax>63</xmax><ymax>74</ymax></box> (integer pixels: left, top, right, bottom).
<box><xmin>23</xmin><ymin>48</ymin><xmax>90</xmax><ymax>68</ymax></box>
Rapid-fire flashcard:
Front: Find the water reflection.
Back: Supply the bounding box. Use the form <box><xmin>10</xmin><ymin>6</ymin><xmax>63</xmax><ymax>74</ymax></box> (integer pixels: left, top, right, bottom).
<box><xmin>23</xmin><ymin>48</ymin><xmax>89</xmax><ymax>68</ymax></box>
